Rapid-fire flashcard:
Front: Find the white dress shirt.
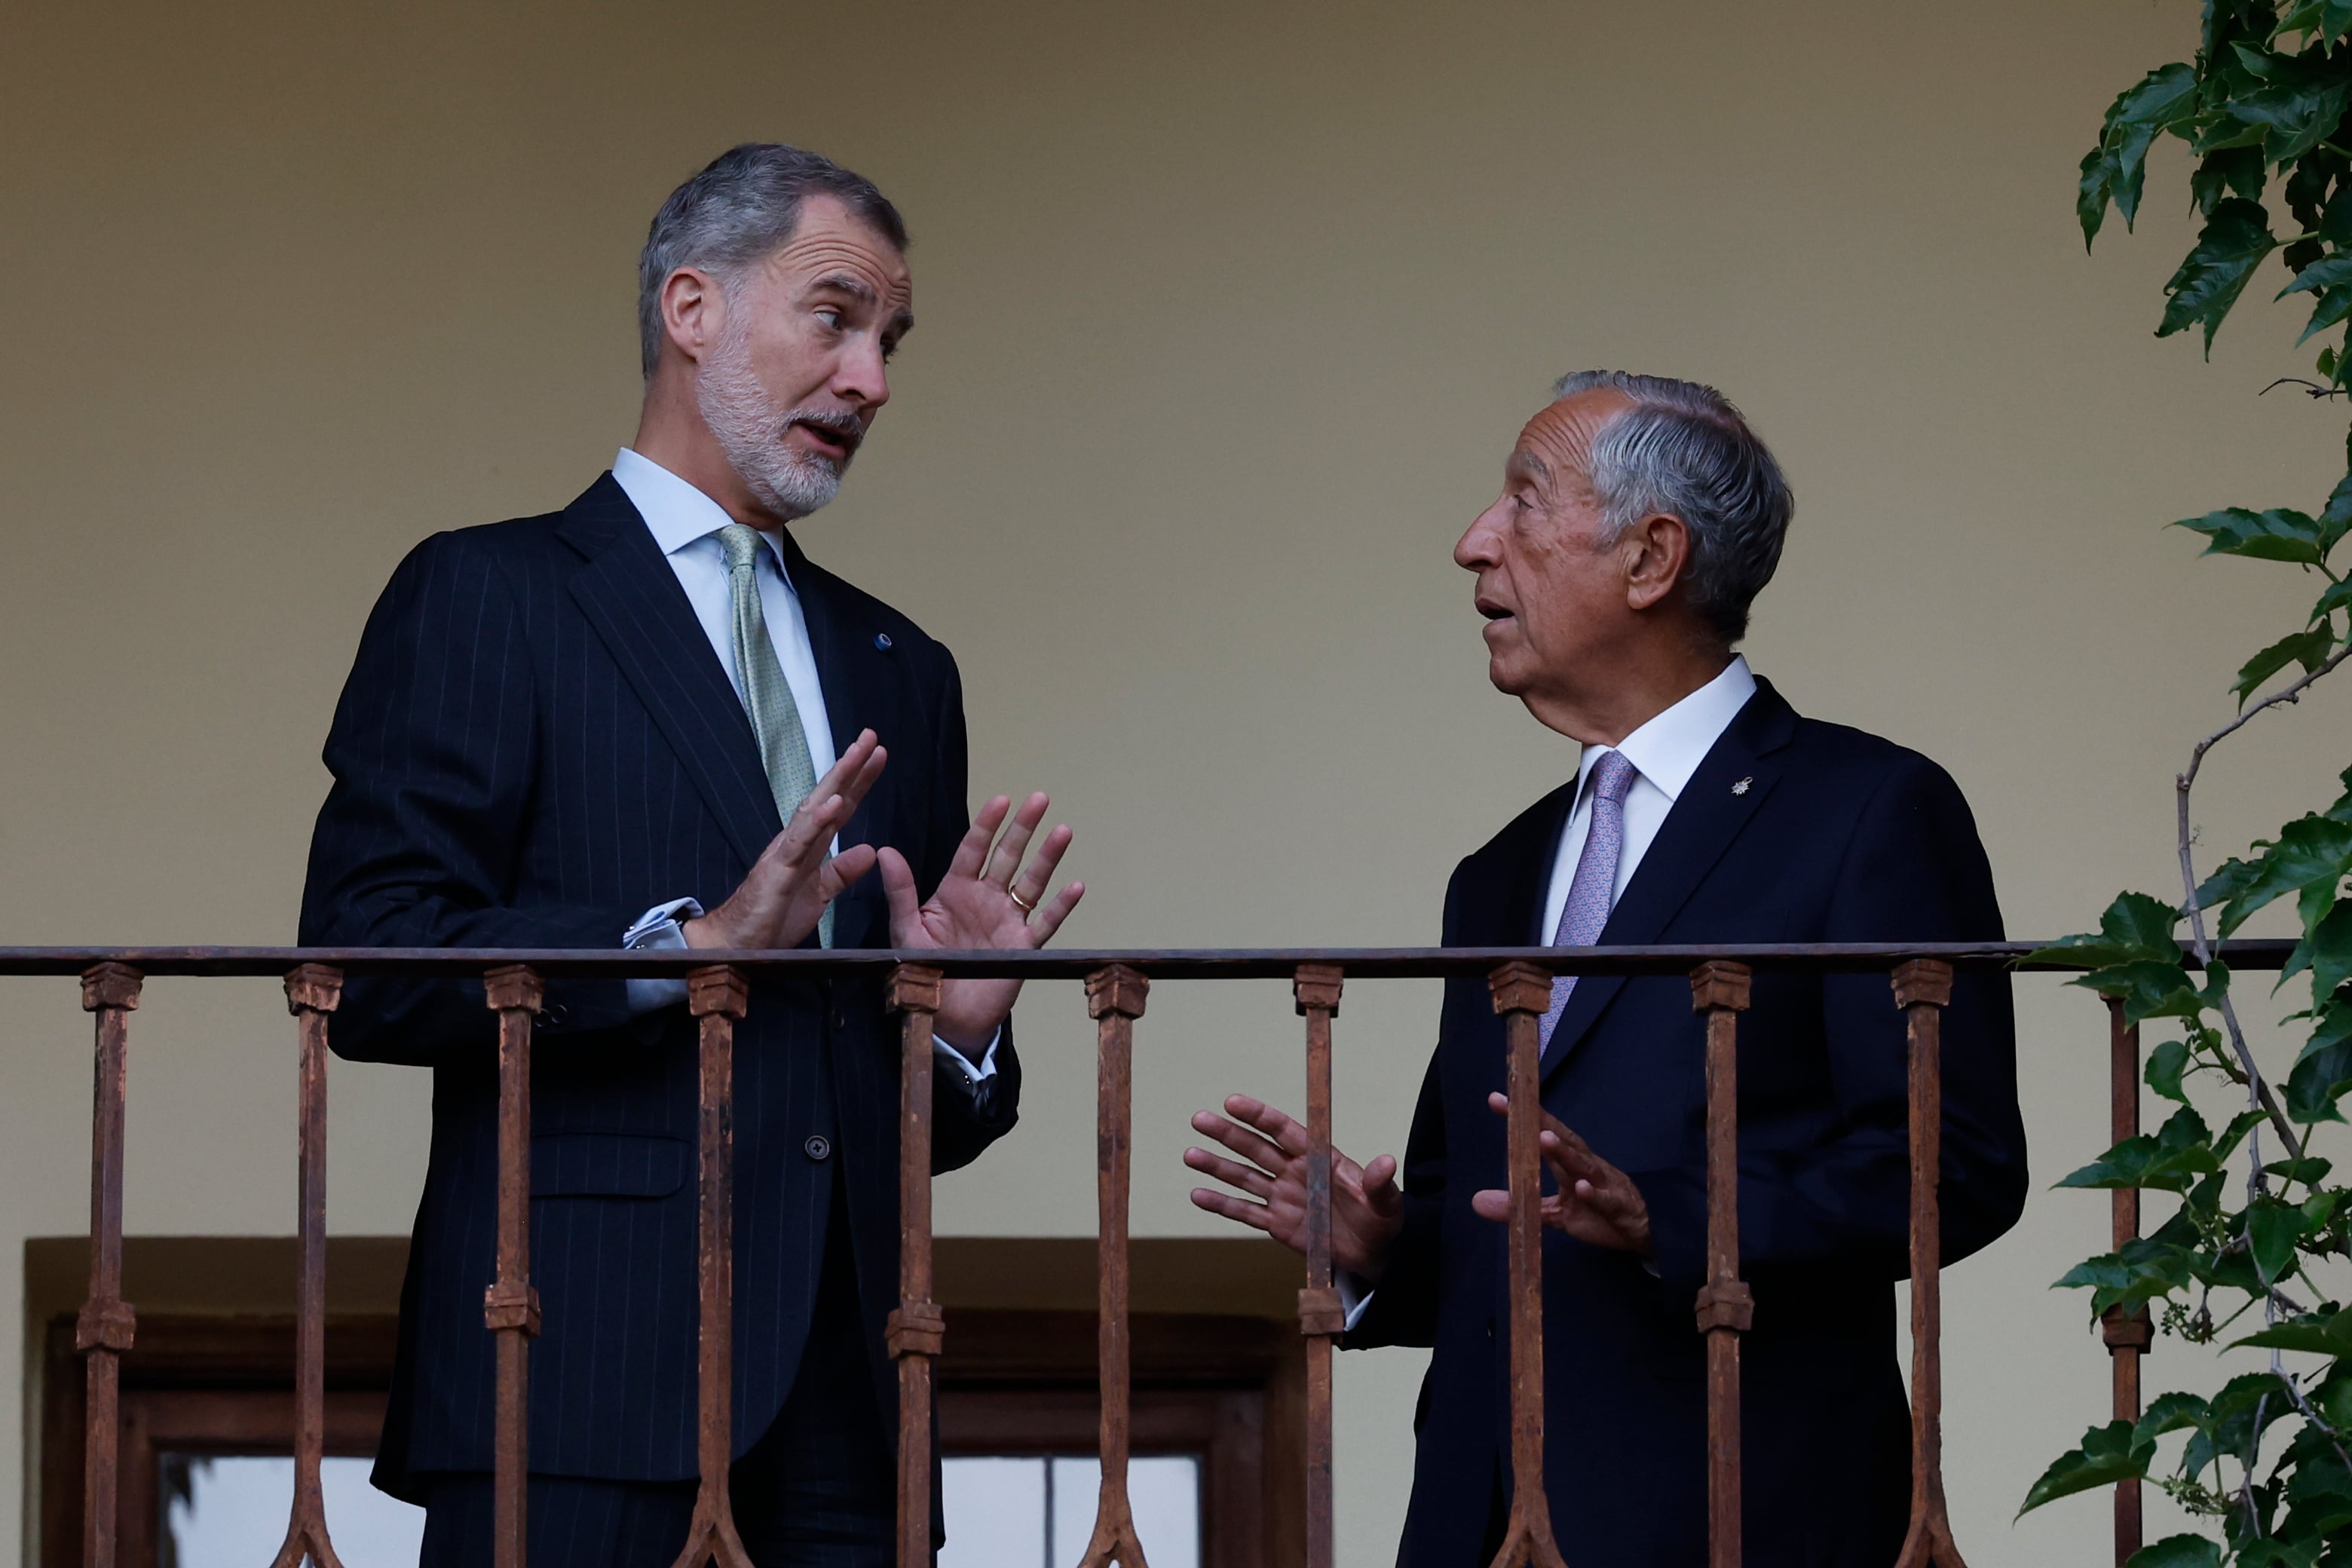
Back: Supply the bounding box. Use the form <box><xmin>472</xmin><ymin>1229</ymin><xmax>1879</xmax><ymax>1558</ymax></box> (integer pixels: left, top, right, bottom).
<box><xmin>1340</xmin><ymin>657</ymin><xmax>1759</xmax><ymax>1328</ymax></box>
<box><xmin>1536</xmin><ymin>656</ymin><xmax>1759</xmax><ymax>943</ymax></box>
<box><xmin>609</xmin><ymin>448</ymin><xmax>998</xmax><ymax>1089</ymax></box>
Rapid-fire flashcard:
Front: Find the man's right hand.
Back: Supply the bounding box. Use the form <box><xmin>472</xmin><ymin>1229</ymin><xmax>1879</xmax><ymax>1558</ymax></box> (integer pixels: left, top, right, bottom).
<box><xmin>684</xmin><ymin>730</ymin><xmax>888</xmax><ymax>950</ymax></box>
<box><xmin>1185</xmin><ymin>1094</ymin><xmax>1404</xmax><ymax>1283</ymax></box>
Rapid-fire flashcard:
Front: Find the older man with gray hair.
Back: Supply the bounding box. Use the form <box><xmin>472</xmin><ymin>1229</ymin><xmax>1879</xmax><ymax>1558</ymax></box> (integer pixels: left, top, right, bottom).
<box><xmin>302</xmin><ymin>143</ymin><xmax>1083</xmax><ymax>1565</ymax></box>
<box><xmin>1187</xmin><ymin>374</ymin><xmax>2029</xmax><ymax>1565</ymax></box>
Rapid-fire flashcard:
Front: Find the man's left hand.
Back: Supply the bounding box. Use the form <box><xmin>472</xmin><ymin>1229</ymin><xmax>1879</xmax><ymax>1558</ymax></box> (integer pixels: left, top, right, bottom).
<box><xmin>1470</xmin><ymin>1092</ymin><xmax>1652</xmax><ymax>1257</ymax></box>
<box><xmin>880</xmin><ymin>792</ymin><xmax>1083</xmax><ymax>1051</ymax></box>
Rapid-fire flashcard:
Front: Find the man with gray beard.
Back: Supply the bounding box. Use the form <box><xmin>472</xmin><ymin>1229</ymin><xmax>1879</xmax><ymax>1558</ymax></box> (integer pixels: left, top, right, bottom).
<box><xmin>299</xmin><ymin>143</ymin><xmax>1081</xmax><ymax>1565</ymax></box>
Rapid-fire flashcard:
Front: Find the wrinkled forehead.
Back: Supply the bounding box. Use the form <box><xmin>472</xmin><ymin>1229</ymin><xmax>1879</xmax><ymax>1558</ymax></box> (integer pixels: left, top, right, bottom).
<box><xmin>1508</xmin><ymin>390</ymin><xmax>1632</xmax><ymax>491</ymax></box>
<box><xmin>752</xmin><ymin>201</ymin><xmax>914</xmax><ymax>320</ymax></box>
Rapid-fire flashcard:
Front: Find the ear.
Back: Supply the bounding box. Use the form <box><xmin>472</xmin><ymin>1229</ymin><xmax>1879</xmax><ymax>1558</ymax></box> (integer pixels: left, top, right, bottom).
<box><xmin>657</xmin><ymin>266</ymin><xmax>724</xmax><ymax>369</ymax></box>
<box><xmin>1622</xmin><ymin>511</ymin><xmax>1692</xmax><ymax>611</ymax></box>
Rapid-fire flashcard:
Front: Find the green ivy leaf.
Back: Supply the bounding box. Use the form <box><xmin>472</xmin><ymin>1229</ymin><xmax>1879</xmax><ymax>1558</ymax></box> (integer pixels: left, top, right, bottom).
<box><xmin>2147</xmin><ymin>1037</ymin><xmax>2195</xmax><ymax>1103</ymax></box>
<box><xmin>2216</xmin><ymin>1106</ymin><xmax>2271</xmax><ymax>1161</ymax></box>
<box><xmin>2313</xmin><ymin>577</ymin><xmax>2352</xmax><ymax>623</ymax></box>
<box><xmin>2054</xmin><ymin>1237</ymin><xmax>2200</xmax><ymax>1315</ymax></box>
<box><xmin>2080</xmin><ymin>146</ymin><xmax>2115</xmax><ymax>248</ymax></box>
<box><xmin>2302</xmin><ymin>284</ymin><xmax>2352</xmax><ymax>343</ymax></box>
<box><xmin>2136</xmin><ymin>1389</ymin><xmax>2213</xmax><ymax>1444</ymax></box>
<box><xmin>2234</xmin><ymin>1309</ymin><xmax>2352</xmax><ymax>1355</ymax></box>
<box><xmin>2326</xmin><ymin>0</ymin><xmax>2352</xmax><ymax>41</ymax></box>
<box><xmin>2231</xmin><ymin>66</ymin><xmax>2352</xmax><ymax>163</ymax></box>
<box><xmin>2206</xmin><ymin>815</ymin><xmax>2352</xmax><ymax>934</ymax></box>
<box><xmin>2281</xmin><ymin>254</ymin><xmax>2352</xmax><ymax>296</ymax></box>
<box><xmin>2266</xmin><ymin>1153</ymin><xmax>2335</xmax><ymax>1184</ymax></box>
<box><xmin>2032</xmin><ymin>891</ymin><xmax>2185</xmax><ymax>968</ymax></box>
<box><xmin>2284</xmin><ymin>1031</ymin><xmax>2352</xmax><ymax>1122</ymax></box>
<box><xmin>2234</xmin><ymin>626</ymin><xmax>2337</xmax><ymax>705</ymax></box>
<box><xmin>2126</xmin><ymin>1534</ymin><xmax>2222</xmax><ymax>1568</ymax></box>
<box><xmin>2059</xmin><ymin>1106</ymin><xmax>2222</xmax><ymax>1192</ymax></box>
<box><xmin>2019</xmin><ymin>1419</ymin><xmax>2154</xmax><ymax>1515</ymax></box>
<box><xmin>2290</xmin><ymin>897</ymin><xmax>2352</xmax><ymax>1000</ymax></box>
<box><xmin>2178</xmin><ymin>505</ymin><xmax>2329</xmax><ymax>565</ymax></box>
<box><xmin>2078</xmin><ymin>960</ymin><xmax>2216</xmax><ymax>1024</ymax></box>
<box><xmin>2160</xmin><ymin>199</ymin><xmax>2281</xmax><ymax>351</ymax></box>
<box><xmin>2249</xmin><ymin>1195</ymin><xmax>2308</xmax><ymax>1281</ymax></box>
<box><xmin>2204</xmin><ymin>145</ymin><xmax>2275</xmax><ymax>216</ymax></box>
<box><xmin>2323</xmin><ymin>182</ymin><xmax>2352</xmax><ymax>248</ymax></box>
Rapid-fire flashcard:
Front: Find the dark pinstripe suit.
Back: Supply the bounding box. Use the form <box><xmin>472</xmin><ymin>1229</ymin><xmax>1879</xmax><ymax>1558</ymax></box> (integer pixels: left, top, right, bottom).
<box><xmin>298</xmin><ymin>474</ymin><xmax>1018</xmax><ymax>1530</ymax></box>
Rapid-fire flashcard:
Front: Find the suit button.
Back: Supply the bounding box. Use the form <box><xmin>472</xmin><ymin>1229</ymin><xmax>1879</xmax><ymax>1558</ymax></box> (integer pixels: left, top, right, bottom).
<box><xmin>804</xmin><ymin>1135</ymin><xmax>832</xmax><ymax>1162</ymax></box>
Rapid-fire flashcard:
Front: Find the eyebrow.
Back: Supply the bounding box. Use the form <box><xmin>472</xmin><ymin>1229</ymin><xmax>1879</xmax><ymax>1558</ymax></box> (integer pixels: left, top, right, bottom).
<box><xmin>811</xmin><ymin>271</ymin><xmax>877</xmax><ymax>305</ymax></box>
<box><xmin>810</xmin><ymin>271</ymin><xmax>914</xmax><ymax>338</ymax></box>
<box><xmin>1508</xmin><ymin>451</ymin><xmax>1550</xmax><ymax>485</ymax></box>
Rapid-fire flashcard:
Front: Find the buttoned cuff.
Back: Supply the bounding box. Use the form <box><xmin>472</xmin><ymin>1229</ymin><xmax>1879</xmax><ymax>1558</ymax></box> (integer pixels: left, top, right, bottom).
<box><xmin>934</xmin><ymin>1029</ymin><xmax>1002</xmax><ymax>1092</ymax></box>
<box><xmin>1336</xmin><ymin>1269</ymin><xmax>1375</xmax><ymax>1334</ymax></box>
<box><xmin>622</xmin><ymin>898</ymin><xmax>703</xmax><ymax>1015</ymax></box>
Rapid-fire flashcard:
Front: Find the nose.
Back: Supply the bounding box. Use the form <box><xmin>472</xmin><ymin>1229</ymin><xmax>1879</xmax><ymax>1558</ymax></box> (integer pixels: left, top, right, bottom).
<box><xmin>1456</xmin><ymin>499</ymin><xmax>1508</xmax><ymax>571</ymax></box>
<box><xmin>832</xmin><ymin>335</ymin><xmax>891</xmax><ymax>415</ymax></box>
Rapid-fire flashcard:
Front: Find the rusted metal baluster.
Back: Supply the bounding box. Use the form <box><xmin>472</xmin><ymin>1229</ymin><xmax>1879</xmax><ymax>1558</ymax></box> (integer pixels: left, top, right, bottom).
<box><xmin>1293</xmin><ymin>963</ymin><xmax>1346</xmax><ymax>1568</ymax></box>
<box><xmin>669</xmin><ymin>966</ymin><xmax>755</xmax><ymax>1568</ymax></box>
<box><xmin>1689</xmin><ymin>961</ymin><xmax>1753</xmax><ymax>1568</ymax></box>
<box><xmin>2102</xmin><ymin>1000</ymin><xmax>2148</xmax><ymax>1568</ymax></box>
<box><xmin>1079</xmin><ymin>964</ymin><xmax>1151</xmax><ymax>1568</ymax></box>
<box><xmin>273</xmin><ymin>964</ymin><xmax>348</xmax><ymax>1568</ymax></box>
<box><xmin>1483</xmin><ymin>962</ymin><xmax>1569</xmax><ymax>1568</ymax></box>
<box><xmin>886</xmin><ymin>964</ymin><xmax>947</xmax><ymax>1568</ymax></box>
<box><xmin>482</xmin><ymin>966</ymin><xmax>545</xmax><ymax>1568</ymax></box>
<box><xmin>77</xmin><ymin>963</ymin><xmax>140</xmax><ymax>1568</ymax></box>
<box><xmin>1891</xmin><ymin>960</ymin><xmax>1966</xmax><ymax>1568</ymax></box>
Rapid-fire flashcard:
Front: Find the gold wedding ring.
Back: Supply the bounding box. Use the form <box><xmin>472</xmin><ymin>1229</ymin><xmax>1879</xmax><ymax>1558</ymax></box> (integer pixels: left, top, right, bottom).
<box><xmin>1009</xmin><ymin>886</ymin><xmax>1037</xmax><ymax>914</ymax></box>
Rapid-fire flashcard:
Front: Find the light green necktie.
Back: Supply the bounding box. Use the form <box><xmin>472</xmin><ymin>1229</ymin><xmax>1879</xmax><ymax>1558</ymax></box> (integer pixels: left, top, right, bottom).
<box><xmin>715</xmin><ymin>523</ymin><xmax>832</xmax><ymax>947</ymax></box>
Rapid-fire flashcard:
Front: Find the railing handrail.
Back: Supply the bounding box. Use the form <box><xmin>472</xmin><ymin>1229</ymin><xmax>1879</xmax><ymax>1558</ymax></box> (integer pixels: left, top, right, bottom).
<box><xmin>43</xmin><ymin>940</ymin><xmax>2171</xmax><ymax>1568</ymax></box>
<box><xmin>0</xmin><ymin>936</ymin><xmax>2294</xmax><ymax>978</ymax></box>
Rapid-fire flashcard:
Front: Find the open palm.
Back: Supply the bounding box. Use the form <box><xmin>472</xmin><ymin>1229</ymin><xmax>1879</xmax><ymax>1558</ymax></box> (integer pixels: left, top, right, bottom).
<box><xmin>880</xmin><ymin>792</ymin><xmax>1083</xmax><ymax>1049</ymax></box>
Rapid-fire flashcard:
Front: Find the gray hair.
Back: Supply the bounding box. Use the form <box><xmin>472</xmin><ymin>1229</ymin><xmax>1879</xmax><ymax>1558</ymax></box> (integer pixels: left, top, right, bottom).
<box><xmin>1549</xmin><ymin>370</ymin><xmax>1793</xmax><ymax>645</ymax></box>
<box><xmin>638</xmin><ymin>143</ymin><xmax>909</xmax><ymax>379</ymax></box>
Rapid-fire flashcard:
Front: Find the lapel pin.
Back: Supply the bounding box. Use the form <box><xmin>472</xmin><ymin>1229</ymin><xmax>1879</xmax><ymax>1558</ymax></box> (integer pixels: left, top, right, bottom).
<box><xmin>1732</xmin><ymin>776</ymin><xmax>1752</xmax><ymax>796</ymax></box>
<box><xmin>874</xmin><ymin>632</ymin><xmax>893</xmax><ymax>651</ymax></box>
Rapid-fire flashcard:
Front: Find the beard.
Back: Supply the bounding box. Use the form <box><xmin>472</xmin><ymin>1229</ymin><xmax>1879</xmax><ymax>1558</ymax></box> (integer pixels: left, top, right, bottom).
<box><xmin>694</xmin><ymin>319</ymin><xmax>859</xmax><ymax>520</ymax></box>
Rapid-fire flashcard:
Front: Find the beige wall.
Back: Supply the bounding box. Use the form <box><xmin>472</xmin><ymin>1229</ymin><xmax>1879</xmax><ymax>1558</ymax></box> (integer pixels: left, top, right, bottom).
<box><xmin>6</xmin><ymin>0</ymin><xmax>2349</xmax><ymax>1560</ymax></box>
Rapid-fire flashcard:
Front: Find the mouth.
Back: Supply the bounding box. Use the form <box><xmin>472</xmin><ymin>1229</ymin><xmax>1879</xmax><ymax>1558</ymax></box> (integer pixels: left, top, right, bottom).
<box><xmin>787</xmin><ymin>415</ymin><xmax>863</xmax><ymax>463</ymax></box>
<box><xmin>1476</xmin><ymin>598</ymin><xmax>1514</xmax><ymax>624</ymax></box>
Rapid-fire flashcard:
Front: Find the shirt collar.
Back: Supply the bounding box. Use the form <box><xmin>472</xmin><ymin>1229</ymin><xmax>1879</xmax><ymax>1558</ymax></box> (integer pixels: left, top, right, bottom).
<box><xmin>1573</xmin><ymin>655</ymin><xmax>1759</xmax><ymax>807</ymax></box>
<box><xmin>611</xmin><ymin>448</ymin><xmax>795</xmax><ymax>589</ymax></box>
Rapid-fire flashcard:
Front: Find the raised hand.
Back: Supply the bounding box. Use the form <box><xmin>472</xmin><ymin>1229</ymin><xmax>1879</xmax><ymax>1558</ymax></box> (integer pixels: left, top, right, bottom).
<box><xmin>1186</xmin><ymin>1095</ymin><xmax>1404</xmax><ymax>1282</ymax></box>
<box><xmin>879</xmin><ymin>791</ymin><xmax>1083</xmax><ymax>1050</ymax></box>
<box><xmin>1468</xmin><ymin>1092</ymin><xmax>1652</xmax><ymax>1257</ymax></box>
<box><xmin>685</xmin><ymin>730</ymin><xmax>888</xmax><ymax>951</ymax></box>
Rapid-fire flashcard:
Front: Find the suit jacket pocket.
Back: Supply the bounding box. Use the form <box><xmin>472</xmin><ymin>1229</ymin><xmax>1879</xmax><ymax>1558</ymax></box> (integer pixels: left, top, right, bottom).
<box><xmin>530</xmin><ymin>1133</ymin><xmax>691</xmax><ymax>1199</ymax></box>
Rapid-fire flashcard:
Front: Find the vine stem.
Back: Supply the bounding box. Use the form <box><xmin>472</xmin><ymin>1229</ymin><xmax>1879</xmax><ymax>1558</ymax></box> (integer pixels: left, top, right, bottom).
<box><xmin>2175</xmin><ymin>645</ymin><xmax>2352</xmax><ymax>1162</ymax></box>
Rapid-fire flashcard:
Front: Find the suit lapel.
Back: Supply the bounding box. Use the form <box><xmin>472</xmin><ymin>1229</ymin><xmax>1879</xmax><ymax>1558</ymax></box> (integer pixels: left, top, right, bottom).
<box><xmin>1539</xmin><ymin>681</ymin><xmax>1799</xmax><ymax>1079</ymax></box>
<box><xmin>558</xmin><ymin>474</ymin><xmax>782</xmax><ymax>871</ymax></box>
<box><xmin>776</xmin><ymin>528</ymin><xmax>895</xmax><ymax>945</ymax></box>
<box><xmin>1487</xmin><ymin>781</ymin><xmax>1578</xmax><ymax>948</ymax></box>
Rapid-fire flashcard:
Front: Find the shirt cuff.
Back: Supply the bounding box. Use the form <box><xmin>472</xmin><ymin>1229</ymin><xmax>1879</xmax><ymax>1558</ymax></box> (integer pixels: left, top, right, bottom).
<box><xmin>1336</xmin><ymin>1269</ymin><xmax>1375</xmax><ymax>1334</ymax></box>
<box><xmin>933</xmin><ymin>1028</ymin><xmax>1002</xmax><ymax>1092</ymax></box>
<box><xmin>622</xmin><ymin>898</ymin><xmax>703</xmax><ymax>1015</ymax></box>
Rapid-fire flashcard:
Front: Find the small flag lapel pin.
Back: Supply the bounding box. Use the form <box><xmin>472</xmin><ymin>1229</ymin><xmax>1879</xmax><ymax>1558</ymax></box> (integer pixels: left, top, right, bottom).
<box><xmin>1732</xmin><ymin>776</ymin><xmax>1753</xmax><ymax>796</ymax></box>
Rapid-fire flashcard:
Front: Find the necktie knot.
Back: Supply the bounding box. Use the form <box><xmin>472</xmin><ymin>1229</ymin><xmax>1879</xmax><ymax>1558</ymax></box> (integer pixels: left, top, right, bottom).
<box><xmin>1588</xmin><ymin>748</ymin><xmax>1638</xmax><ymax>808</ymax></box>
<box><xmin>715</xmin><ymin>522</ymin><xmax>764</xmax><ymax>576</ymax></box>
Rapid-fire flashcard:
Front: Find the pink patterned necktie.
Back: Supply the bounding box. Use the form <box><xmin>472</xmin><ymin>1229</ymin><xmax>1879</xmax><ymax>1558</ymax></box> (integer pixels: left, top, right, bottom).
<box><xmin>1539</xmin><ymin>748</ymin><xmax>1640</xmax><ymax>1048</ymax></box>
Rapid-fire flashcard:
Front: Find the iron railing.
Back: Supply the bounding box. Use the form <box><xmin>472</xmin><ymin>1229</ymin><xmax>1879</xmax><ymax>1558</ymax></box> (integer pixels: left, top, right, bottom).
<box><xmin>8</xmin><ymin>939</ymin><xmax>2293</xmax><ymax>1568</ymax></box>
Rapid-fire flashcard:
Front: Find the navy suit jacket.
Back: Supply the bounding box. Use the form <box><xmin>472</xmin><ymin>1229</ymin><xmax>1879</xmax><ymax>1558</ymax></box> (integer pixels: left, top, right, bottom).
<box><xmin>298</xmin><ymin>473</ymin><xmax>1019</xmax><ymax>1496</ymax></box>
<box><xmin>1350</xmin><ymin>680</ymin><xmax>2026</xmax><ymax>1568</ymax></box>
